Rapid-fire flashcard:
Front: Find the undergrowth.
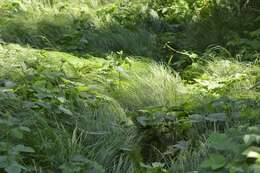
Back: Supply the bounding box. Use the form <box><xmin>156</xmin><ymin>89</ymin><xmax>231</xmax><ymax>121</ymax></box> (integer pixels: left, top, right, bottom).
<box><xmin>0</xmin><ymin>0</ymin><xmax>259</xmax><ymax>173</ymax></box>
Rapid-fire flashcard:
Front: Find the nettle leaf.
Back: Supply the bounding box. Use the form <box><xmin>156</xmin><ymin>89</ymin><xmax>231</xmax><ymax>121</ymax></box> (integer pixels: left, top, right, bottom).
<box><xmin>59</xmin><ymin>105</ymin><xmax>73</xmax><ymax>116</ymax></box>
<box><xmin>242</xmin><ymin>146</ymin><xmax>260</xmax><ymax>159</ymax></box>
<box><xmin>71</xmin><ymin>154</ymin><xmax>88</xmax><ymax>162</ymax></box>
<box><xmin>11</xmin><ymin>128</ymin><xmax>24</xmax><ymax>139</ymax></box>
<box><xmin>140</xmin><ymin>162</ymin><xmax>168</xmax><ymax>173</ymax></box>
<box><xmin>0</xmin><ymin>142</ymin><xmax>8</xmax><ymax>151</ymax></box>
<box><xmin>0</xmin><ymin>156</ymin><xmax>8</xmax><ymax>168</ymax></box>
<box><xmin>228</xmin><ymin>166</ymin><xmax>244</xmax><ymax>173</ymax></box>
<box><xmin>188</xmin><ymin>114</ymin><xmax>204</xmax><ymax>123</ymax></box>
<box><xmin>75</xmin><ymin>86</ymin><xmax>89</xmax><ymax>92</ymax></box>
<box><xmin>243</xmin><ymin>134</ymin><xmax>260</xmax><ymax>145</ymax></box>
<box><xmin>250</xmin><ymin>28</ymin><xmax>260</xmax><ymax>37</ymax></box>
<box><xmin>13</xmin><ymin>144</ymin><xmax>35</xmax><ymax>153</ymax></box>
<box><xmin>5</xmin><ymin>163</ymin><xmax>26</xmax><ymax>173</ymax></box>
<box><xmin>60</xmin><ymin>157</ymin><xmax>105</xmax><ymax>173</ymax></box>
<box><xmin>57</xmin><ymin>96</ymin><xmax>66</xmax><ymax>103</ymax></box>
<box><xmin>116</xmin><ymin>66</ymin><xmax>124</xmax><ymax>73</ymax></box>
<box><xmin>207</xmin><ymin>133</ymin><xmax>237</xmax><ymax>152</ymax></box>
<box><xmin>248</xmin><ymin>125</ymin><xmax>260</xmax><ymax>133</ymax></box>
<box><xmin>195</xmin><ymin>79</ymin><xmax>223</xmax><ymax>90</ymax></box>
<box><xmin>4</xmin><ymin>80</ymin><xmax>16</xmax><ymax>88</ymax></box>
<box><xmin>201</xmin><ymin>154</ymin><xmax>226</xmax><ymax>170</ymax></box>
<box><xmin>139</xmin><ymin>106</ymin><xmax>165</xmax><ymax>113</ymax></box>
<box><xmin>18</xmin><ymin>126</ymin><xmax>31</xmax><ymax>132</ymax></box>
<box><xmin>250</xmin><ymin>164</ymin><xmax>260</xmax><ymax>172</ymax></box>
<box><xmin>0</xmin><ymin>119</ymin><xmax>13</xmax><ymax>127</ymax></box>
<box><xmin>205</xmin><ymin>113</ymin><xmax>226</xmax><ymax>122</ymax></box>
<box><xmin>136</xmin><ymin>116</ymin><xmax>147</xmax><ymax>127</ymax></box>
<box><xmin>173</xmin><ymin>140</ymin><xmax>188</xmax><ymax>150</ymax></box>
<box><xmin>59</xmin><ymin>162</ymin><xmax>81</xmax><ymax>173</ymax></box>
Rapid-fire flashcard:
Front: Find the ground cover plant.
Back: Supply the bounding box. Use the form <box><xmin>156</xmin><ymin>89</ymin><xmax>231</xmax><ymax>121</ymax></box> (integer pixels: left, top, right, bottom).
<box><xmin>0</xmin><ymin>0</ymin><xmax>259</xmax><ymax>173</ymax></box>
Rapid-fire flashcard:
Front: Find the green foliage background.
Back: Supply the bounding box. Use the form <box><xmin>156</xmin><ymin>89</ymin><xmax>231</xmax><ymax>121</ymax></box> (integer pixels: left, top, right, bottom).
<box><xmin>0</xmin><ymin>0</ymin><xmax>259</xmax><ymax>173</ymax></box>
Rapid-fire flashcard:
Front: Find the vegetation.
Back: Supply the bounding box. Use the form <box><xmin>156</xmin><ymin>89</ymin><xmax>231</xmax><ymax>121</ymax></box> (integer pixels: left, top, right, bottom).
<box><xmin>0</xmin><ymin>0</ymin><xmax>259</xmax><ymax>173</ymax></box>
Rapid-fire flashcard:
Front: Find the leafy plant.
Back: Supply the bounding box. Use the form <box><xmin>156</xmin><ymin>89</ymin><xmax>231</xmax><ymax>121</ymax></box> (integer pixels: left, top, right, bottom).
<box><xmin>0</xmin><ymin>116</ymin><xmax>34</xmax><ymax>173</ymax></box>
<box><xmin>59</xmin><ymin>155</ymin><xmax>105</xmax><ymax>173</ymax></box>
<box><xmin>200</xmin><ymin>125</ymin><xmax>260</xmax><ymax>173</ymax></box>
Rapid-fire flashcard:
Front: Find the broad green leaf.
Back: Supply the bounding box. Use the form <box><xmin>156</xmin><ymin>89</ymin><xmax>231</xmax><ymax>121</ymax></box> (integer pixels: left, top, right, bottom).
<box><xmin>244</xmin><ymin>134</ymin><xmax>256</xmax><ymax>145</ymax></box>
<box><xmin>59</xmin><ymin>105</ymin><xmax>73</xmax><ymax>116</ymax></box>
<box><xmin>228</xmin><ymin>166</ymin><xmax>244</xmax><ymax>173</ymax></box>
<box><xmin>201</xmin><ymin>154</ymin><xmax>226</xmax><ymax>170</ymax></box>
<box><xmin>136</xmin><ymin>116</ymin><xmax>147</xmax><ymax>127</ymax></box>
<box><xmin>71</xmin><ymin>154</ymin><xmax>88</xmax><ymax>162</ymax></box>
<box><xmin>207</xmin><ymin>132</ymin><xmax>237</xmax><ymax>151</ymax></box>
<box><xmin>173</xmin><ymin>140</ymin><xmax>188</xmax><ymax>150</ymax></box>
<box><xmin>76</xmin><ymin>86</ymin><xmax>89</xmax><ymax>92</ymax></box>
<box><xmin>11</xmin><ymin>129</ymin><xmax>23</xmax><ymax>139</ymax></box>
<box><xmin>205</xmin><ymin>113</ymin><xmax>226</xmax><ymax>122</ymax></box>
<box><xmin>250</xmin><ymin>164</ymin><xmax>260</xmax><ymax>173</ymax></box>
<box><xmin>19</xmin><ymin>126</ymin><xmax>31</xmax><ymax>132</ymax></box>
<box><xmin>151</xmin><ymin>162</ymin><xmax>165</xmax><ymax>168</ymax></box>
<box><xmin>149</xmin><ymin>9</ymin><xmax>159</xmax><ymax>20</ymax></box>
<box><xmin>4</xmin><ymin>80</ymin><xmax>16</xmax><ymax>88</ymax></box>
<box><xmin>189</xmin><ymin>114</ymin><xmax>204</xmax><ymax>123</ymax></box>
<box><xmin>166</xmin><ymin>111</ymin><xmax>180</xmax><ymax>118</ymax></box>
<box><xmin>0</xmin><ymin>156</ymin><xmax>8</xmax><ymax>168</ymax></box>
<box><xmin>242</xmin><ymin>146</ymin><xmax>260</xmax><ymax>159</ymax></box>
<box><xmin>116</xmin><ymin>66</ymin><xmax>124</xmax><ymax>73</ymax></box>
<box><xmin>57</xmin><ymin>97</ymin><xmax>66</xmax><ymax>103</ymax></box>
<box><xmin>13</xmin><ymin>144</ymin><xmax>35</xmax><ymax>153</ymax></box>
<box><xmin>0</xmin><ymin>142</ymin><xmax>8</xmax><ymax>151</ymax></box>
<box><xmin>5</xmin><ymin>163</ymin><xmax>25</xmax><ymax>173</ymax></box>
<box><xmin>250</xmin><ymin>29</ymin><xmax>260</xmax><ymax>37</ymax></box>
<box><xmin>59</xmin><ymin>162</ymin><xmax>81</xmax><ymax>173</ymax></box>
<box><xmin>244</xmin><ymin>134</ymin><xmax>260</xmax><ymax>145</ymax></box>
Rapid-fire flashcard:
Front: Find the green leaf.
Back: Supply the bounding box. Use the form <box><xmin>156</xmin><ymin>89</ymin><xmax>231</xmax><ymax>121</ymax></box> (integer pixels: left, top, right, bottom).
<box><xmin>116</xmin><ymin>66</ymin><xmax>124</xmax><ymax>73</ymax></box>
<box><xmin>19</xmin><ymin>126</ymin><xmax>31</xmax><ymax>132</ymax></box>
<box><xmin>59</xmin><ymin>105</ymin><xmax>73</xmax><ymax>116</ymax></box>
<box><xmin>136</xmin><ymin>116</ymin><xmax>147</xmax><ymax>127</ymax></box>
<box><xmin>244</xmin><ymin>134</ymin><xmax>260</xmax><ymax>145</ymax></box>
<box><xmin>76</xmin><ymin>86</ymin><xmax>89</xmax><ymax>92</ymax></box>
<box><xmin>11</xmin><ymin>129</ymin><xmax>23</xmax><ymax>139</ymax></box>
<box><xmin>207</xmin><ymin>132</ymin><xmax>237</xmax><ymax>151</ymax></box>
<box><xmin>13</xmin><ymin>144</ymin><xmax>35</xmax><ymax>153</ymax></box>
<box><xmin>71</xmin><ymin>155</ymin><xmax>88</xmax><ymax>162</ymax></box>
<box><xmin>57</xmin><ymin>97</ymin><xmax>66</xmax><ymax>103</ymax></box>
<box><xmin>242</xmin><ymin>146</ymin><xmax>260</xmax><ymax>159</ymax></box>
<box><xmin>201</xmin><ymin>154</ymin><xmax>226</xmax><ymax>170</ymax></box>
<box><xmin>228</xmin><ymin>166</ymin><xmax>244</xmax><ymax>173</ymax></box>
<box><xmin>205</xmin><ymin>113</ymin><xmax>226</xmax><ymax>122</ymax></box>
<box><xmin>250</xmin><ymin>164</ymin><xmax>260</xmax><ymax>173</ymax></box>
<box><xmin>0</xmin><ymin>156</ymin><xmax>8</xmax><ymax>168</ymax></box>
<box><xmin>5</xmin><ymin>163</ymin><xmax>25</xmax><ymax>173</ymax></box>
<box><xmin>189</xmin><ymin>114</ymin><xmax>204</xmax><ymax>123</ymax></box>
<box><xmin>4</xmin><ymin>80</ymin><xmax>16</xmax><ymax>88</ymax></box>
<box><xmin>59</xmin><ymin>162</ymin><xmax>81</xmax><ymax>173</ymax></box>
<box><xmin>173</xmin><ymin>140</ymin><xmax>188</xmax><ymax>150</ymax></box>
<box><xmin>0</xmin><ymin>142</ymin><xmax>8</xmax><ymax>151</ymax></box>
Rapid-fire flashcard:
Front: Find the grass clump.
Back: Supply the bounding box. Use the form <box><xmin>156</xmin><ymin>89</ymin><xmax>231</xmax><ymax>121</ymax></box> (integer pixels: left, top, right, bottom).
<box><xmin>112</xmin><ymin>63</ymin><xmax>190</xmax><ymax>110</ymax></box>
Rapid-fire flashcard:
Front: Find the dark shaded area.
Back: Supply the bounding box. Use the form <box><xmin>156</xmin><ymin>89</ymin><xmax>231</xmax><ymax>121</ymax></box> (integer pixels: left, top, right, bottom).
<box><xmin>129</xmin><ymin>96</ymin><xmax>260</xmax><ymax>165</ymax></box>
<box><xmin>1</xmin><ymin>0</ymin><xmax>259</xmax><ymax>62</ymax></box>
<box><xmin>183</xmin><ymin>1</ymin><xmax>260</xmax><ymax>52</ymax></box>
<box><xmin>0</xmin><ymin>12</ymin><xmax>162</xmax><ymax>59</ymax></box>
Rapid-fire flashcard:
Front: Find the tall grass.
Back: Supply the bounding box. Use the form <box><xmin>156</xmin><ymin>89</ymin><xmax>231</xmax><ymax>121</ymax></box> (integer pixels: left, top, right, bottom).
<box><xmin>0</xmin><ymin>0</ymin><xmax>160</xmax><ymax>58</ymax></box>
<box><xmin>112</xmin><ymin>63</ymin><xmax>191</xmax><ymax>110</ymax></box>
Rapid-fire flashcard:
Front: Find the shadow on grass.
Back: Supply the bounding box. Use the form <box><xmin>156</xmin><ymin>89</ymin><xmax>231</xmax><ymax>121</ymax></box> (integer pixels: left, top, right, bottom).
<box><xmin>0</xmin><ymin>13</ymin><xmax>161</xmax><ymax>59</ymax></box>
